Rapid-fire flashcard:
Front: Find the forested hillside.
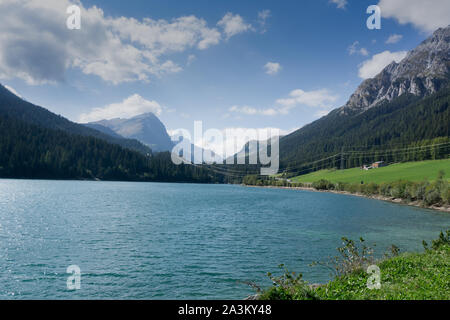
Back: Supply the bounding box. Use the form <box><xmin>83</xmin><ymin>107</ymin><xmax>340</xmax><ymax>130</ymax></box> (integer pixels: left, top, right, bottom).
<box><xmin>278</xmin><ymin>87</ymin><xmax>450</xmax><ymax>176</ymax></box>
<box><xmin>0</xmin><ymin>114</ymin><xmax>222</xmax><ymax>182</ymax></box>
<box><xmin>0</xmin><ymin>84</ymin><xmax>152</xmax><ymax>155</ymax></box>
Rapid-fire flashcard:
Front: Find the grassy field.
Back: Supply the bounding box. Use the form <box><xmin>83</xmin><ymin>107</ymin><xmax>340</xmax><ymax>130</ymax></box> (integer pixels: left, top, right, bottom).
<box><xmin>291</xmin><ymin>159</ymin><xmax>450</xmax><ymax>184</ymax></box>
<box><xmin>258</xmin><ymin>231</ymin><xmax>450</xmax><ymax>300</ymax></box>
<box><xmin>313</xmin><ymin>246</ymin><xmax>450</xmax><ymax>300</ymax></box>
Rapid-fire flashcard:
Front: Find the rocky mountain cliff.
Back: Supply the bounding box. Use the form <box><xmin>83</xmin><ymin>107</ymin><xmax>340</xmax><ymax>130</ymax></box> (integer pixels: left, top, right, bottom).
<box><xmin>340</xmin><ymin>25</ymin><xmax>450</xmax><ymax>115</ymax></box>
<box><xmin>86</xmin><ymin>113</ymin><xmax>174</xmax><ymax>152</ymax></box>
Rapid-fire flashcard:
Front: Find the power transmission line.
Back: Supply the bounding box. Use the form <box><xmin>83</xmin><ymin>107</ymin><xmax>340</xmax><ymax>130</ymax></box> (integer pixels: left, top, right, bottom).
<box><xmin>184</xmin><ymin>141</ymin><xmax>449</xmax><ymax>178</ymax></box>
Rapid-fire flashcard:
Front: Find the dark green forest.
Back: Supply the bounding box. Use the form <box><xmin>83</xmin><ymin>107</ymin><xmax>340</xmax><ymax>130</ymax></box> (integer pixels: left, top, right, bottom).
<box><xmin>0</xmin><ymin>115</ymin><xmax>222</xmax><ymax>182</ymax></box>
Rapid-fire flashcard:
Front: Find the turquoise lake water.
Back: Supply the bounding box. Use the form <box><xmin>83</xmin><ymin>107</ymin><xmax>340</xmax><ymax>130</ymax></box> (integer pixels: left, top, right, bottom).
<box><xmin>0</xmin><ymin>179</ymin><xmax>448</xmax><ymax>299</ymax></box>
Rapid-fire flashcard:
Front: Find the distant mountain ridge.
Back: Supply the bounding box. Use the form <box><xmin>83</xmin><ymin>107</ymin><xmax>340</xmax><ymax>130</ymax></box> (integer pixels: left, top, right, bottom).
<box><xmin>0</xmin><ymin>84</ymin><xmax>152</xmax><ymax>155</ymax></box>
<box><xmin>86</xmin><ymin>113</ymin><xmax>174</xmax><ymax>152</ymax></box>
<box><xmin>0</xmin><ymin>83</ymin><xmax>222</xmax><ymax>182</ymax></box>
<box><xmin>88</xmin><ymin>112</ymin><xmax>223</xmax><ymax>162</ymax></box>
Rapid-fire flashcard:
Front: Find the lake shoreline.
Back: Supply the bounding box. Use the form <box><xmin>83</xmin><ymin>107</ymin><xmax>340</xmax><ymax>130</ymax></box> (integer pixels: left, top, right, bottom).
<box><xmin>243</xmin><ymin>184</ymin><xmax>450</xmax><ymax>213</ymax></box>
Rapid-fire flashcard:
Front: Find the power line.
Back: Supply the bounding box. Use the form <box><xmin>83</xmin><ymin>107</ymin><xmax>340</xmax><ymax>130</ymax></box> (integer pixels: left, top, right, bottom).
<box><xmin>344</xmin><ymin>142</ymin><xmax>450</xmax><ymax>155</ymax></box>
<box><xmin>183</xmin><ymin>141</ymin><xmax>450</xmax><ymax>178</ymax></box>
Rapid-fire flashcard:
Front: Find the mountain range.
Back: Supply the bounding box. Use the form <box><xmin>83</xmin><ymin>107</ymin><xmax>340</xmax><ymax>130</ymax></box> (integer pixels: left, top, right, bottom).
<box><xmin>0</xmin><ymin>83</ymin><xmax>220</xmax><ymax>182</ymax></box>
<box><xmin>0</xmin><ymin>26</ymin><xmax>449</xmax><ymax>181</ymax></box>
<box><xmin>275</xmin><ymin>26</ymin><xmax>450</xmax><ymax>175</ymax></box>
<box><xmin>85</xmin><ymin>112</ymin><xmax>222</xmax><ymax>163</ymax></box>
<box><xmin>225</xmin><ymin>26</ymin><xmax>450</xmax><ymax>180</ymax></box>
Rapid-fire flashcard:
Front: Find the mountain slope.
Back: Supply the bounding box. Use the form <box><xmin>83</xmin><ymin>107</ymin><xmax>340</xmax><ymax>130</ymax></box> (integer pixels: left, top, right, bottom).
<box><xmin>277</xmin><ymin>26</ymin><xmax>450</xmax><ymax>175</ymax></box>
<box><xmin>0</xmin><ymin>84</ymin><xmax>152</xmax><ymax>155</ymax></box>
<box><xmin>86</xmin><ymin>113</ymin><xmax>174</xmax><ymax>152</ymax></box>
<box><xmin>83</xmin><ymin>123</ymin><xmax>124</xmax><ymax>139</ymax></box>
<box><xmin>341</xmin><ymin>25</ymin><xmax>450</xmax><ymax>115</ymax></box>
<box><xmin>279</xmin><ymin>88</ymin><xmax>449</xmax><ymax>172</ymax></box>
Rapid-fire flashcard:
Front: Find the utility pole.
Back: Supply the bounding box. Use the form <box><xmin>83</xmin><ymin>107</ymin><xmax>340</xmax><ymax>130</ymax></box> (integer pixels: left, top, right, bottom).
<box><xmin>340</xmin><ymin>146</ymin><xmax>345</xmax><ymax>170</ymax></box>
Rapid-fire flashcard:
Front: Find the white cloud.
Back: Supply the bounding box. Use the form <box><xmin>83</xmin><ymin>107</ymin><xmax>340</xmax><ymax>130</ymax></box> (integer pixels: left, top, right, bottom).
<box><xmin>378</xmin><ymin>0</ymin><xmax>450</xmax><ymax>32</ymax></box>
<box><xmin>169</xmin><ymin>126</ymin><xmax>300</xmax><ymax>159</ymax></box>
<box><xmin>358</xmin><ymin>50</ymin><xmax>408</xmax><ymax>79</ymax></box>
<box><xmin>348</xmin><ymin>41</ymin><xmax>369</xmax><ymax>56</ymax></box>
<box><xmin>315</xmin><ymin>110</ymin><xmax>330</xmax><ymax>117</ymax></box>
<box><xmin>386</xmin><ymin>34</ymin><xmax>403</xmax><ymax>44</ymax></box>
<box><xmin>187</xmin><ymin>54</ymin><xmax>196</xmax><ymax>66</ymax></box>
<box><xmin>330</xmin><ymin>0</ymin><xmax>348</xmax><ymax>9</ymax></box>
<box><xmin>258</xmin><ymin>10</ymin><xmax>271</xmax><ymax>23</ymax></box>
<box><xmin>217</xmin><ymin>13</ymin><xmax>252</xmax><ymax>39</ymax></box>
<box><xmin>167</xmin><ymin>129</ymin><xmax>181</xmax><ymax>138</ymax></box>
<box><xmin>229</xmin><ymin>105</ymin><xmax>278</xmax><ymax>116</ymax></box>
<box><xmin>79</xmin><ymin>94</ymin><xmax>163</xmax><ymax>122</ymax></box>
<box><xmin>0</xmin><ymin>0</ymin><xmax>233</xmax><ymax>85</ymax></box>
<box><xmin>264</xmin><ymin>62</ymin><xmax>282</xmax><ymax>75</ymax></box>
<box><xmin>359</xmin><ymin>48</ymin><xmax>369</xmax><ymax>56</ymax></box>
<box><xmin>258</xmin><ymin>9</ymin><xmax>271</xmax><ymax>33</ymax></box>
<box><xmin>4</xmin><ymin>85</ymin><xmax>22</xmax><ymax>98</ymax></box>
<box><xmin>275</xmin><ymin>89</ymin><xmax>338</xmax><ymax>113</ymax></box>
<box><xmin>228</xmin><ymin>88</ymin><xmax>338</xmax><ymax>117</ymax></box>
<box><xmin>195</xmin><ymin>127</ymin><xmax>292</xmax><ymax>158</ymax></box>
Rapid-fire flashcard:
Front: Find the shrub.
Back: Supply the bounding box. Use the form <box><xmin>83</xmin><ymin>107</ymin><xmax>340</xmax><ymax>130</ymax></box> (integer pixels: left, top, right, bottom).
<box><xmin>423</xmin><ymin>230</ymin><xmax>450</xmax><ymax>251</ymax></box>
<box><xmin>379</xmin><ymin>183</ymin><xmax>391</xmax><ymax>197</ymax></box>
<box><xmin>359</xmin><ymin>183</ymin><xmax>367</xmax><ymax>195</ymax></box>
<box><xmin>366</xmin><ymin>182</ymin><xmax>379</xmax><ymax>195</ymax></box>
<box><xmin>443</xmin><ymin>188</ymin><xmax>450</xmax><ymax>205</ymax></box>
<box><xmin>311</xmin><ymin>237</ymin><xmax>375</xmax><ymax>277</ymax></box>
<box><xmin>390</xmin><ymin>181</ymin><xmax>407</xmax><ymax>199</ymax></box>
<box><xmin>438</xmin><ymin>180</ymin><xmax>449</xmax><ymax>204</ymax></box>
<box><xmin>424</xmin><ymin>188</ymin><xmax>442</xmax><ymax>206</ymax></box>
<box><xmin>415</xmin><ymin>181</ymin><xmax>429</xmax><ymax>200</ymax></box>
<box><xmin>259</xmin><ymin>265</ymin><xmax>319</xmax><ymax>300</ymax></box>
<box><xmin>290</xmin><ymin>182</ymin><xmax>304</xmax><ymax>188</ymax></box>
<box><xmin>404</xmin><ymin>182</ymin><xmax>418</xmax><ymax>201</ymax></box>
<box><xmin>384</xmin><ymin>244</ymin><xmax>400</xmax><ymax>258</ymax></box>
<box><xmin>336</xmin><ymin>182</ymin><xmax>349</xmax><ymax>191</ymax></box>
<box><xmin>347</xmin><ymin>183</ymin><xmax>359</xmax><ymax>193</ymax></box>
<box><xmin>312</xmin><ymin>179</ymin><xmax>335</xmax><ymax>190</ymax></box>
<box><xmin>257</xmin><ymin>231</ymin><xmax>449</xmax><ymax>300</ymax></box>
<box><xmin>306</xmin><ymin>171</ymin><xmax>448</xmax><ymax>207</ymax></box>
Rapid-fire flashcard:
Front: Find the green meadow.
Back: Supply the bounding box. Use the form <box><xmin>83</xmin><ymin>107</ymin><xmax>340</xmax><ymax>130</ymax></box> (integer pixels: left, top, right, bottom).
<box><xmin>259</xmin><ymin>231</ymin><xmax>450</xmax><ymax>300</ymax></box>
<box><xmin>291</xmin><ymin>159</ymin><xmax>450</xmax><ymax>184</ymax></box>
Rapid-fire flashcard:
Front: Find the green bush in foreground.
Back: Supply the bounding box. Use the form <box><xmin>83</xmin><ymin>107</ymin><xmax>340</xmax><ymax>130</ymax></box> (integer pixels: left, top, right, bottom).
<box><xmin>257</xmin><ymin>231</ymin><xmax>450</xmax><ymax>300</ymax></box>
<box><xmin>257</xmin><ymin>265</ymin><xmax>319</xmax><ymax>300</ymax></box>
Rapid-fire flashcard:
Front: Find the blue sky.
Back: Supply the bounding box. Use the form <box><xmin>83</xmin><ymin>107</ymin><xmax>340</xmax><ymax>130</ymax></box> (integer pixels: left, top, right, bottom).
<box><xmin>1</xmin><ymin>0</ymin><xmax>449</xmax><ymax>155</ymax></box>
